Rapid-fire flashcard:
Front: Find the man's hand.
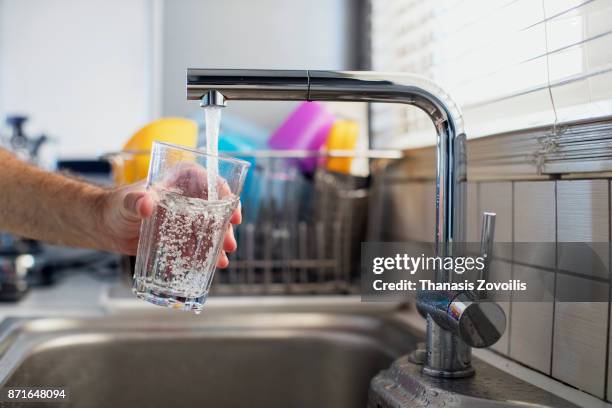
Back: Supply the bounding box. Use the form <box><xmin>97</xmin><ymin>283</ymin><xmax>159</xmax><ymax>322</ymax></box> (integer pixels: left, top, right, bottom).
<box><xmin>98</xmin><ymin>181</ymin><xmax>241</xmax><ymax>268</ymax></box>
<box><xmin>0</xmin><ymin>148</ymin><xmax>240</xmax><ymax>267</ymax></box>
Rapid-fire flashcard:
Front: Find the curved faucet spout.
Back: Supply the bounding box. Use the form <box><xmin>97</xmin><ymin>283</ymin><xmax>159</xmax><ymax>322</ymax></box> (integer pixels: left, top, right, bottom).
<box><xmin>186</xmin><ymin>68</ymin><xmax>477</xmax><ymax>377</ymax></box>
<box><xmin>187</xmin><ymin>70</ymin><xmax>463</xmax><ymax>132</ymax></box>
<box><xmin>187</xmin><ymin>69</ymin><xmax>466</xmax><ymax>251</ymax></box>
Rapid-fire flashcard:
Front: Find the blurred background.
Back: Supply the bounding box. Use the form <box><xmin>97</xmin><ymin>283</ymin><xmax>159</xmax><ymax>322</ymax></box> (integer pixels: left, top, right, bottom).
<box><xmin>2</xmin><ymin>0</ymin><xmax>609</xmax><ymax>157</ymax></box>
<box><xmin>0</xmin><ymin>0</ymin><xmax>367</xmax><ymax>158</ymax></box>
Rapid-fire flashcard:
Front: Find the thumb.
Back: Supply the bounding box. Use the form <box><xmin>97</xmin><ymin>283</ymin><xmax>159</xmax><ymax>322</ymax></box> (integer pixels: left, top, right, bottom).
<box><xmin>122</xmin><ymin>191</ymin><xmax>153</xmax><ymax>220</ymax></box>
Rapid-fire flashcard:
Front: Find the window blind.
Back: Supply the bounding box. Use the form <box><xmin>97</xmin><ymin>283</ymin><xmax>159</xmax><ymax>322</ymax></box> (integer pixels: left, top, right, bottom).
<box><xmin>370</xmin><ymin>0</ymin><xmax>612</xmax><ymax>149</ymax></box>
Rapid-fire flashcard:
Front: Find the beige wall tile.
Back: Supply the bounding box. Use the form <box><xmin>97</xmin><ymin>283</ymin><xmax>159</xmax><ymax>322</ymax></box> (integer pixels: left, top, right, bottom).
<box><xmin>488</xmin><ymin>260</ymin><xmax>512</xmax><ymax>355</ymax></box>
<box><xmin>553</xmin><ymin>275</ymin><xmax>609</xmax><ymax>398</ymax></box>
<box><xmin>514</xmin><ymin>181</ymin><xmax>556</xmax><ymax>268</ymax></box>
<box><xmin>510</xmin><ymin>265</ymin><xmax>555</xmax><ymax>374</ymax></box>
<box><xmin>557</xmin><ymin>180</ymin><xmax>609</xmax><ymax>279</ymax></box>
<box><xmin>466</xmin><ymin>182</ymin><xmax>479</xmax><ymax>243</ymax></box>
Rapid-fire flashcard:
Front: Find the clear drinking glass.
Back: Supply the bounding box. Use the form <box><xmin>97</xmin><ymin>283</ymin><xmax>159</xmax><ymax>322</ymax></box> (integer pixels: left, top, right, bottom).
<box><xmin>133</xmin><ymin>141</ymin><xmax>250</xmax><ymax>313</ymax></box>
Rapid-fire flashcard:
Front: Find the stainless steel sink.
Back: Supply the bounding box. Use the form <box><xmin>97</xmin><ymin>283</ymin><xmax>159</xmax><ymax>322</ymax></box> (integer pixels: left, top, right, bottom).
<box><xmin>0</xmin><ymin>303</ymin><xmax>417</xmax><ymax>408</ymax></box>
<box><xmin>0</xmin><ymin>300</ymin><xmax>581</xmax><ymax>408</ymax></box>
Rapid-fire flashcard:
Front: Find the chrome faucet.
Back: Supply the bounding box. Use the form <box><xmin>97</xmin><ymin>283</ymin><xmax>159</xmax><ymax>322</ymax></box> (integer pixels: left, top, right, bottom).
<box><xmin>186</xmin><ymin>69</ymin><xmax>506</xmax><ymax>378</ymax></box>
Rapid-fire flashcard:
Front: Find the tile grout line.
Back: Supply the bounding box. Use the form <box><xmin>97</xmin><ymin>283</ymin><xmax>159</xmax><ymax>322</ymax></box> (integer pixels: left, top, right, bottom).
<box><xmin>549</xmin><ymin>179</ymin><xmax>558</xmax><ymax>376</ymax></box>
<box><xmin>495</xmin><ymin>254</ymin><xmax>611</xmax><ymax>282</ymax></box>
<box><xmin>508</xmin><ymin>181</ymin><xmax>515</xmax><ymax>357</ymax></box>
<box><xmin>605</xmin><ymin>179</ymin><xmax>612</xmax><ymax>402</ymax></box>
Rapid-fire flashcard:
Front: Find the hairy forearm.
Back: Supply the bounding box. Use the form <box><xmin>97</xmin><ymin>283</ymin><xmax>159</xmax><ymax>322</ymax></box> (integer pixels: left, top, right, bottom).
<box><xmin>0</xmin><ymin>148</ymin><xmax>108</xmax><ymax>250</ymax></box>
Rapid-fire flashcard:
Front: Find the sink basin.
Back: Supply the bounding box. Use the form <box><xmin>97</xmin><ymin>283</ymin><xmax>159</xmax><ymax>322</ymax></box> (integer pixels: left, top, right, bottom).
<box><xmin>0</xmin><ymin>304</ymin><xmax>417</xmax><ymax>408</ymax></box>
<box><xmin>0</xmin><ymin>300</ymin><xmax>580</xmax><ymax>408</ymax></box>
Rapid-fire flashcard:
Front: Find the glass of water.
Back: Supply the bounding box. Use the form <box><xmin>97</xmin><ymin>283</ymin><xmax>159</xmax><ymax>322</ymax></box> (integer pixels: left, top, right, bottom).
<box><xmin>133</xmin><ymin>141</ymin><xmax>250</xmax><ymax>313</ymax></box>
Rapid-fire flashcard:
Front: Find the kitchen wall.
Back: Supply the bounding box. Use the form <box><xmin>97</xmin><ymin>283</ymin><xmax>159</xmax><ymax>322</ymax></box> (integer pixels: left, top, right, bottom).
<box><xmin>0</xmin><ymin>0</ymin><xmax>153</xmax><ymax>159</ymax></box>
<box><xmin>161</xmin><ymin>0</ymin><xmax>360</xmax><ymax>130</ymax></box>
<box><xmin>375</xmin><ymin>122</ymin><xmax>612</xmax><ymax>401</ymax></box>
<box><xmin>368</xmin><ymin>1</ymin><xmax>612</xmax><ymax>403</ymax></box>
<box><xmin>0</xmin><ymin>0</ymin><xmax>361</xmax><ymax>158</ymax></box>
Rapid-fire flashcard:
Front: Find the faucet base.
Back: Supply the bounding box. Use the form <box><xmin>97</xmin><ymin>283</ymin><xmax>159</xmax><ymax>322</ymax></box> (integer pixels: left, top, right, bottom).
<box><xmin>422</xmin><ymin>365</ymin><xmax>474</xmax><ymax>378</ymax></box>
<box><xmin>369</xmin><ymin>355</ymin><xmax>580</xmax><ymax>408</ymax></box>
<box><xmin>408</xmin><ymin>342</ymin><xmax>475</xmax><ymax>378</ymax></box>
<box><xmin>423</xmin><ymin>317</ymin><xmax>474</xmax><ymax>378</ymax></box>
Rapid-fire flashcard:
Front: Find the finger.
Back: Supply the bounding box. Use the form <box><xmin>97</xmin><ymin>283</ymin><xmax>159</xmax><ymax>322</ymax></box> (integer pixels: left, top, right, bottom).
<box><xmin>216</xmin><ymin>251</ymin><xmax>229</xmax><ymax>269</ymax></box>
<box><xmin>230</xmin><ymin>202</ymin><xmax>242</xmax><ymax>224</ymax></box>
<box><xmin>163</xmin><ymin>164</ymin><xmax>237</xmax><ymax>203</ymax></box>
<box><xmin>122</xmin><ymin>191</ymin><xmax>148</xmax><ymax>220</ymax></box>
<box><xmin>163</xmin><ymin>163</ymin><xmax>208</xmax><ymax>196</ymax></box>
<box><xmin>218</xmin><ymin>178</ymin><xmax>231</xmax><ymax>197</ymax></box>
<box><xmin>136</xmin><ymin>193</ymin><xmax>154</xmax><ymax>218</ymax></box>
<box><xmin>223</xmin><ymin>226</ymin><xmax>237</xmax><ymax>253</ymax></box>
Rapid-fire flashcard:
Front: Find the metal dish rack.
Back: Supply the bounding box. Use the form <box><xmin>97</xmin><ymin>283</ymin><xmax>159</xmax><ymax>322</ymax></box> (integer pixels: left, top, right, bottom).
<box><xmin>213</xmin><ymin>150</ymin><xmax>401</xmax><ymax>296</ymax></box>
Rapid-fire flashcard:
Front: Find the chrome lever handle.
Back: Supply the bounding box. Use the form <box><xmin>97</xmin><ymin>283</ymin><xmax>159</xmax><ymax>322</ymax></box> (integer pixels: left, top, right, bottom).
<box><xmin>418</xmin><ymin>211</ymin><xmax>505</xmax><ymax>348</ymax></box>
<box><xmin>446</xmin><ymin>213</ymin><xmax>504</xmax><ymax>347</ymax></box>
<box><xmin>418</xmin><ymin>290</ymin><xmax>507</xmax><ymax>348</ymax></box>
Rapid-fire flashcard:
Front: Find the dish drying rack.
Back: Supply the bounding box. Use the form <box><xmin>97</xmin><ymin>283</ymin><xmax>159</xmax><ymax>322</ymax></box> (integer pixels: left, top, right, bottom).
<box><xmin>212</xmin><ymin>149</ymin><xmax>401</xmax><ymax>296</ymax></box>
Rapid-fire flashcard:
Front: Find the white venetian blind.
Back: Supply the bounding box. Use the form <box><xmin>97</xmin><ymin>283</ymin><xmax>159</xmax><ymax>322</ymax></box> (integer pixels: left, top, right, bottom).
<box><xmin>370</xmin><ymin>0</ymin><xmax>612</xmax><ymax>149</ymax></box>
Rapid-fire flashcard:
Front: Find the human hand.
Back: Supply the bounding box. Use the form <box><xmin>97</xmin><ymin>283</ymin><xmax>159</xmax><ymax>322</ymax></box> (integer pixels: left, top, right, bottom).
<box><xmin>98</xmin><ymin>179</ymin><xmax>241</xmax><ymax>268</ymax></box>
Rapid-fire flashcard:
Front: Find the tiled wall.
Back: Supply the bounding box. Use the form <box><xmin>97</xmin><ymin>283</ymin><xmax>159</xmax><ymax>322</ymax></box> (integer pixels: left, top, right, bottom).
<box><xmin>380</xmin><ymin>178</ymin><xmax>612</xmax><ymax>400</ymax></box>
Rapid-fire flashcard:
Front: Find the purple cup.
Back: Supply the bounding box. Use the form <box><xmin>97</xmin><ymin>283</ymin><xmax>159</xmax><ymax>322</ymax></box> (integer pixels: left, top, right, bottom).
<box><xmin>268</xmin><ymin>101</ymin><xmax>335</xmax><ymax>173</ymax></box>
